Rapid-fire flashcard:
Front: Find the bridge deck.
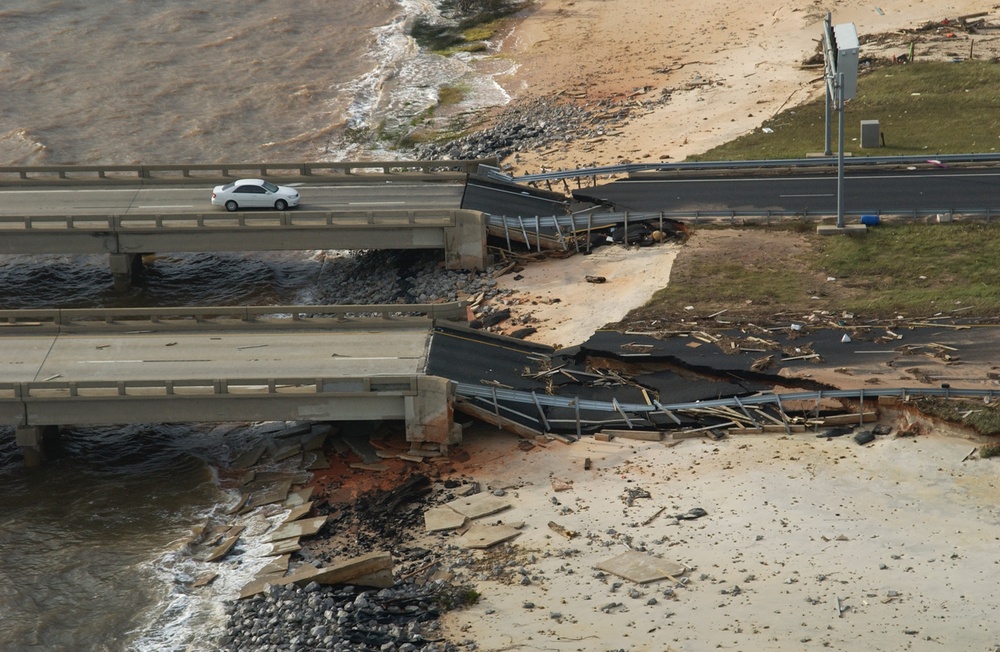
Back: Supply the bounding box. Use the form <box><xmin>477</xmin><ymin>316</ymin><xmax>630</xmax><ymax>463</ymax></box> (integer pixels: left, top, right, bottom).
<box><xmin>0</xmin><ymin>327</ymin><xmax>431</xmax><ymax>383</ymax></box>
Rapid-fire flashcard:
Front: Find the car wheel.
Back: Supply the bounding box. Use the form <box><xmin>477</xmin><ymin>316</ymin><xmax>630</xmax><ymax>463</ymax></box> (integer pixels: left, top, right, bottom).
<box><xmin>274</xmin><ymin>199</ymin><xmax>288</xmax><ymax>211</ymax></box>
<box><xmin>225</xmin><ymin>200</ymin><xmax>238</xmax><ymax>212</ymax></box>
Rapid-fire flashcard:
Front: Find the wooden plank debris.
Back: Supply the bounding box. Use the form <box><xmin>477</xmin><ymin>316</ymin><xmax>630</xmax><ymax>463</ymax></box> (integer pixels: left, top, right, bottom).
<box><xmin>548</xmin><ymin>521</ymin><xmax>578</xmax><ymax>539</ymax></box>
<box><xmin>600</xmin><ymin>429</ymin><xmax>663</xmax><ymax>441</ymax></box>
<box><xmin>820</xmin><ymin>412</ymin><xmax>877</xmax><ymax>426</ymax></box>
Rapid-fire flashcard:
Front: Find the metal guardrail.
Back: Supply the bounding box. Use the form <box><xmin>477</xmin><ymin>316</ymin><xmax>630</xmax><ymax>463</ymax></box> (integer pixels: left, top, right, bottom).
<box><xmin>487</xmin><ymin>207</ymin><xmax>1000</xmax><ymax>252</ymax></box>
<box><xmin>0</xmin><ymin>210</ymin><xmax>462</xmax><ymax>231</ymax></box>
<box><xmin>477</xmin><ymin>153</ymin><xmax>1000</xmax><ymax>183</ymax></box>
<box><xmin>0</xmin><ymin>159</ymin><xmax>498</xmax><ymax>184</ymax></box>
<box><xmin>0</xmin><ymin>302</ymin><xmax>468</xmax><ymax>330</ymax></box>
<box><xmin>0</xmin><ymin>375</ymin><xmax>420</xmax><ymax>400</ymax></box>
<box><xmin>456</xmin><ymin>383</ymin><xmax>997</xmax><ymax>432</ymax></box>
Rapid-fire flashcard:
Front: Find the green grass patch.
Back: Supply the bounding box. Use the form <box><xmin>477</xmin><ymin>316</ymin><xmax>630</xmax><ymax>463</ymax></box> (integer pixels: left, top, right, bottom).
<box><xmin>980</xmin><ymin>443</ymin><xmax>1000</xmax><ymax>458</ymax></box>
<box><xmin>437</xmin><ymin>84</ymin><xmax>466</xmax><ymax>107</ymax></box>
<box><xmin>909</xmin><ymin>398</ymin><xmax>1000</xmax><ymax>436</ymax></box>
<box><xmin>462</xmin><ymin>18</ymin><xmax>504</xmax><ymax>42</ymax></box>
<box><xmin>691</xmin><ymin>61</ymin><xmax>1000</xmax><ymax>161</ymax></box>
<box><xmin>630</xmin><ymin>221</ymin><xmax>1000</xmax><ymax>325</ymax></box>
<box><xmin>817</xmin><ymin>222</ymin><xmax>1000</xmax><ymax>317</ymax></box>
<box><xmin>410</xmin><ymin>3</ymin><xmax>524</xmax><ymax>54</ymax></box>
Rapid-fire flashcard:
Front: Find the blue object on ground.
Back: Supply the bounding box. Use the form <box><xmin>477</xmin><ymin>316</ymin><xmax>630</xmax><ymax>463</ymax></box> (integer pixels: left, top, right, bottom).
<box><xmin>860</xmin><ymin>214</ymin><xmax>880</xmax><ymax>226</ymax></box>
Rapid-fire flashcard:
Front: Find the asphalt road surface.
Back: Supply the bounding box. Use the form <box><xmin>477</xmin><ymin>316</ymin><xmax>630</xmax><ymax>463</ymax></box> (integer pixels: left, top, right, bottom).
<box><xmin>0</xmin><ymin>183</ymin><xmax>467</xmax><ymax>216</ymax></box>
<box><xmin>586</xmin><ymin>167</ymin><xmax>1000</xmax><ymax>214</ymax></box>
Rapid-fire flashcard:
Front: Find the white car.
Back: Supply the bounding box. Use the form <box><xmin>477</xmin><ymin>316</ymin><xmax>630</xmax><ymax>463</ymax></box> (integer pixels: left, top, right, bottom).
<box><xmin>211</xmin><ymin>178</ymin><xmax>300</xmax><ymax>211</ymax></box>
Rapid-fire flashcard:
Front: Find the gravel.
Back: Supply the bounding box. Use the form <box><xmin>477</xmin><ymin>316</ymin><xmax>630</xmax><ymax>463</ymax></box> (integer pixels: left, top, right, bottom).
<box><xmin>221</xmin><ymin>581</ymin><xmax>475</xmax><ymax>652</ymax></box>
<box><xmin>411</xmin><ymin>93</ymin><xmax>669</xmax><ymax>167</ymax></box>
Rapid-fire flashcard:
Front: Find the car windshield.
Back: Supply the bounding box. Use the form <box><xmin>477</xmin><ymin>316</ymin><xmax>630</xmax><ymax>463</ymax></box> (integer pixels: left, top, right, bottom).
<box><xmin>261</xmin><ymin>181</ymin><xmax>279</xmax><ymax>193</ymax></box>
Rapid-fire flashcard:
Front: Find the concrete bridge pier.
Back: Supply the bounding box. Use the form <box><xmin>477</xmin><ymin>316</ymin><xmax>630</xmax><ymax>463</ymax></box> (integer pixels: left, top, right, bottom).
<box><xmin>15</xmin><ymin>425</ymin><xmax>62</xmax><ymax>467</ymax></box>
<box><xmin>405</xmin><ymin>376</ymin><xmax>462</xmax><ymax>454</ymax></box>
<box><xmin>110</xmin><ymin>253</ymin><xmax>144</xmax><ymax>292</ymax></box>
<box><xmin>444</xmin><ymin>212</ymin><xmax>488</xmax><ymax>271</ymax></box>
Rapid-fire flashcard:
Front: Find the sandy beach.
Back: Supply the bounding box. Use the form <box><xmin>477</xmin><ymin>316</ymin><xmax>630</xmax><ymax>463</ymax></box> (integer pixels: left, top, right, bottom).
<box><xmin>426</xmin><ymin>420</ymin><xmax>1000</xmax><ymax>652</ymax></box>
<box><xmin>496</xmin><ymin>0</ymin><xmax>998</xmax><ymax>174</ymax></box>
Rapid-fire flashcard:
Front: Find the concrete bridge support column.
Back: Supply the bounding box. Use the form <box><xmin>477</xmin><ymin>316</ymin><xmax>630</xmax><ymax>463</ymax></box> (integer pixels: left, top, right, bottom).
<box><xmin>443</xmin><ymin>212</ymin><xmax>488</xmax><ymax>271</ymax></box>
<box><xmin>110</xmin><ymin>253</ymin><xmax>143</xmax><ymax>292</ymax></box>
<box><xmin>15</xmin><ymin>425</ymin><xmax>61</xmax><ymax>467</ymax></box>
<box><xmin>405</xmin><ymin>376</ymin><xmax>461</xmax><ymax>454</ymax></box>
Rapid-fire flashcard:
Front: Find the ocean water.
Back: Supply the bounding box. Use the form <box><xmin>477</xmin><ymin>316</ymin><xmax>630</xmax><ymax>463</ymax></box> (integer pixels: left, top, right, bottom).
<box><xmin>0</xmin><ymin>0</ymin><xmax>514</xmax><ymax>649</ymax></box>
<box><xmin>0</xmin><ymin>0</ymin><xmax>512</xmax><ymax>165</ymax></box>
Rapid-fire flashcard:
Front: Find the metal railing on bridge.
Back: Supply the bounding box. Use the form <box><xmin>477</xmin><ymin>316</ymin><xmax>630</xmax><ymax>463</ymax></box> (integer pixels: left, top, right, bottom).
<box><xmin>487</xmin><ymin>206</ymin><xmax>1000</xmax><ymax>252</ymax></box>
<box><xmin>456</xmin><ymin>382</ymin><xmax>998</xmax><ymax>437</ymax></box>
<box><xmin>479</xmin><ymin>152</ymin><xmax>1000</xmax><ymax>184</ymax></box>
<box><xmin>0</xmin><ymin>376</ymin><xmax>420</xmax><ymax>400</ymax></box>
<box><xmin>0</xmin><ymin>209</ymin><xmax>461</xmax><ymax>231</ymax></box>
<box><xmin>0</xmin><ymin>303</ymin><xmax>468</xmax><ymax>331</ymax></box>
<box><xmin>0</xmin><ymin>159</ymin><xmax>497</xmax><ymax>185</ymax></box>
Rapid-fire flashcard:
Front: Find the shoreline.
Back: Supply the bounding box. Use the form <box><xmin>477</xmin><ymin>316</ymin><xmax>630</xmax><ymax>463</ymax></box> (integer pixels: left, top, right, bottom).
<box><xmin>485</xmin><ymin>0</ymin><xmax>998</xmax><ymax>173</ymax></box>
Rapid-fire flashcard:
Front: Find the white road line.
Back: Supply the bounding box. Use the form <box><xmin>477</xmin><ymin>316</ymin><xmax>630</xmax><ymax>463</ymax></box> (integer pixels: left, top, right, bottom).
<box><xmin>347</xmin><ymin>201</ymin><xmax>406</xmax><ymax>205</ymax></box>
<box><xmin>780</xmin><ymin>193</ymin><xmax>834</xmax><ymax>198</ymax></box>
<box><xmin>136</xmin><ymin>205</ymin><xmax>195</xmax><ymax>209</ymax></box>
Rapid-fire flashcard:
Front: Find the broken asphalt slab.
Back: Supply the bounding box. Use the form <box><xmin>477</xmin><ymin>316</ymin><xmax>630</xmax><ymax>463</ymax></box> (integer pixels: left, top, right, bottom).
<box><xmin>424</xmin><ymin>506</ymin><xmax>467</xmax><ymax>532</ymax></box>
<box><xmin>460</xmin><ymin>524</ymin><xmax>521</xmax><ymax>549</ymax></box>
<box><xmin>596</xmin><ymin>551</ymin><xmax>686</xmax><ymax>584</ymax></box>
<box><xmin>444</xmin><ymin>492</ymin><xmax>512</xmax><ymax>519</ymax></box>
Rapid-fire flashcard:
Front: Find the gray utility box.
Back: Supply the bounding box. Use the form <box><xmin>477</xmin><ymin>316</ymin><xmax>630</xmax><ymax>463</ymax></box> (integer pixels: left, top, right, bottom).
<box><xmin>860</xmin><ymin>119</ymin><xmax>881</xmax><ymax>148</ymax></box>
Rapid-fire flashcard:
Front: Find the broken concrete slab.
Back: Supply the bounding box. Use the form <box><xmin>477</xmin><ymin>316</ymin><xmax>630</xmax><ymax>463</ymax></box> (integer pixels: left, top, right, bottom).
<box><xmin>191</xmin><ymin>572</ymin><xmax>218</xmax><ymax>588</ymax></box>
<box><xmin>460</xmin><ymin>524</ymin><xmax>521</xmax><ymax>549</ymax></box>
<box><xmin>239</xmin><ymin>563</ymin><xmax>321</xmax><ymax>599</ymax></box>
<box><xmin>445</xmin><ymin>492</ymin><xmax>511</xmax><ymax>519</ymax></box>
<box><xmin>267</xmin><ymin>539</ymin><xmax>301</xmax><ymax>556</ymax></box>
<box><xmin>259</xmin><ymin>554</ymin><xmax>291</xmax><ymax>576</ymax></box>
<box><xmin>349</xmin><ymin>568</ymin><xmax>395</xmax><ymax>589</ymax></box>
<box><xmin>309</xmin><ymin>551</ymin><xmax>393</xmax><ymax>587</ymax></box>
<box><xmin>238</xmin><ymin>571</ymin><xmax>287</xmax><ymax>599</ymax></box>
<box><xmin>265</xmin><ymin>516</ymin><xmax>327</xmax><ymax>543</ymax></box>
<box><xmin>203</xmin><ymin>526</ymin><xmax>245</xmax><ymax>563</ymax></box>
<box><xmin>343</xmin><ymin>432</ymin><xmax>381</xmax><ymax>463</ymax></box>
<box><xmin>232</xmin><ymin>445</ymin><xmax>266</xmax><ymax>469</ymax></box>
<box><xmin>282</xmin><ymin>502</ymin><xmax>314</xmax><ymax>523</ymax></box>
<box><xmin>304</xmin><ymin>423</ymin><xmax>335</xmax><ymax>449</ymax></box>
<box><xmin>303</xmin><ymin>450</ymin><xmax>329</xmax><ymax>471</ymax></box>
<box><xmin>243</xmin><ymin>480</ymin><xmax>292</xmax><ymax>510</ymax></box>
<box><xmin>424</xmin><ymin>506</ymin><xmax>467</xmax><ymax>532</ymax></box>
<box><xmin>284</xmin><ymin>486</ymin><xmax>314</xmax><ymax>508</ymax></box>
<box><xmin>272</xmin><ymin>442</ymin><xmax>302</xmax><ymax>462</ymax></box>
<box><xmin>595</xmin><ymin>550</ymin><xmax>686</xmax><ymax>584</ymax></box>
